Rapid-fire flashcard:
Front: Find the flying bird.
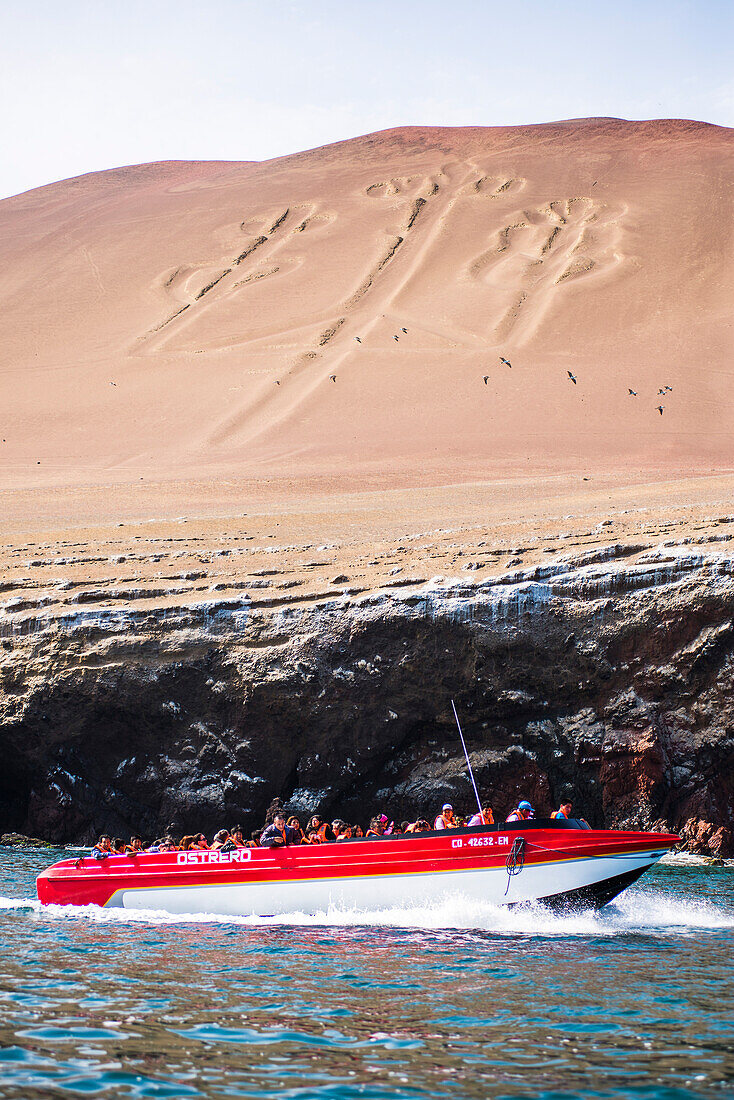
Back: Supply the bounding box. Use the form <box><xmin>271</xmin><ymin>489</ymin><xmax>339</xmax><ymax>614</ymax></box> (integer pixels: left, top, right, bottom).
<box><xmin>109</xmin><ymin>381</ymin><xmax>117</xmax><ymax>387</ymax></box>
<box><xmin>393</xmin><ymin>335</ymin><xmax>399</xmax><ymax>341</ymax></box>
<box><xmin>401</xmin><ymin>327</ymin><xmax>408</xmax><ymax>334</ymax></box>
<box><xmin>274</xmin><ymin>380</ymin><xmax>280</xmax><ymax>386</ymax></box>
<box><xmin>329</xmin><ymin>375</ymin><xmax>336</xmax><ymax>382</ymax></box>
<box><xmin>499</xmin><ymin>356</ymin><xmax>512</xmax><ymax>367</ymax></box>
<box><xmin>657</xmin><ymin>405</ymin><xmax>665</xmax><ymax>415</ymax></box>
<box><xmin>658</xmin><ymin>388</ymin><xmax>666</xmax><ymax>395</ymax></box>
<box><xmin>483</xmin><ymin>375</ymin><xmax>489</xmax><ymax>385</ymax></box>
<box><xmin>664</xmin><ymin>385</ymin><xmax>673</xmax><ymax>392</ymax></box>
<box><xmin>628</xmin><ymin>389</ymin><xmax>638</xmax><ymax>396</ymax></box>
<box><xmin>567</xmin><ymin>371</ymin><xmax>577</xmax><ymax>384</ymax></box>
<box><xmin>355</xmin><ymin>336</ymin><xmax>362</xmax><ymax>343</ymax></box>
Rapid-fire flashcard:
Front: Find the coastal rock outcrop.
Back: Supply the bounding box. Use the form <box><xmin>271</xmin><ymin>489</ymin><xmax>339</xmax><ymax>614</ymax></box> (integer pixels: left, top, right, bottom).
<box><xmin>1</xmin><ymin>538</ymin><xmax>733</xmax><ymax>855</ymax></box>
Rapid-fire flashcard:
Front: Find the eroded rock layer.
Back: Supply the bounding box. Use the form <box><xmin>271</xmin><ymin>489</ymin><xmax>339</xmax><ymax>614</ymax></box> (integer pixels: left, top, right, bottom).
<box><xmin>2</xmin><ymin>522</ymin><xmax>733</xmax><ymax>856</ymax></box>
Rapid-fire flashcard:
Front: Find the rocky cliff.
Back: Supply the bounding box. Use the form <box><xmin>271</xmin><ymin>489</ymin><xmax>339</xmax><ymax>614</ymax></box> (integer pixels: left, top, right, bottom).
<box><xmin>2</xmin><ymin>523</ymin><xmax>733</xmax><ymax>857</ymax></box>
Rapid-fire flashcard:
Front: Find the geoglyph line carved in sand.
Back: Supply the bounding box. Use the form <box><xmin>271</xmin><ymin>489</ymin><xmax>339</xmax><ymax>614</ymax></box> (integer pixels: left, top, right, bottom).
<box><xmin>135</xmin><ymin>203</ymin><xmax>333</xmax><ymax>351</ymax></box>
<box><xmin>460</xmin><ymin>175</ymin><xmax>526</xmax><ymax>197</ymax></box>
<box><xmin>206</xmin><ymin>166</ymin><xmax>469</xmax><ymax>448</ymax></box>
<box><xmin>466</xmin><ymin>196</ymin><xmax>626</xmax><ymax>342</ymax></box>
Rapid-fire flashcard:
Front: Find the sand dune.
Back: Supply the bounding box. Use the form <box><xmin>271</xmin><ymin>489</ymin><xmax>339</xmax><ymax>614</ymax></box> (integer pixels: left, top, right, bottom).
<box><xmin>0</xmin><ymin>118</ymin><xmax>733</xmax><ymax>518</ymax></box>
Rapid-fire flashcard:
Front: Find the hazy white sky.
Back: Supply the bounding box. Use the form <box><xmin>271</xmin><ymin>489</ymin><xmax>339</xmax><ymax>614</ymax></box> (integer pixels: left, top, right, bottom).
<box><xmin>1</xmin><ymin>0</ymin><xmax>732</xmax><ymax>199</ymax></box>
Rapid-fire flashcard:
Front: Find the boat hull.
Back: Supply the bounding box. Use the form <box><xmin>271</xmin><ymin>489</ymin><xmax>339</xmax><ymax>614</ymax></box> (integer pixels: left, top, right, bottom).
<box><xmin>36</xmin><ymin>824</ymin><xmax>679</xmax><ymax>918</ymax></box>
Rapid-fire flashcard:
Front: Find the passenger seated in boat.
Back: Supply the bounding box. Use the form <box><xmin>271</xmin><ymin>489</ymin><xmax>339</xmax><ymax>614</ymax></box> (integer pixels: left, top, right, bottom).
<box><xmin>286</xmin><ymin>816</ymin><xmax>307</xmax><ymax>844</ymax></box>
<box><xmin>366</xmin><ymin>814</ymin><xmax>386</xmax><ymax>837</ymax></box>
<box><xmin>317</xmin><ymin>820</ymin><xmax>336</xmax><ymax>843</ymax></box>
<box><xmin>246</xmin><ymin>829</ymin><xmax>263</xmax><ymax>848</ymax></box>
<box><xmin>406</xmin><ymin>818</ymin><xmax>431</xmax><ymax>833</ymax></box>
<box><xmin>91</xmin><ymin>835</ymin><xmax>113</xmax><ymax>859</ymax></box>
<box><xmin>193</xmin><ymin>833</ymin><xmax>209</xmax><ymax>849</ymax></box>
<box><xmin>551</xmin><ymin>800</ymin><xmax>573</xmax><ymax>820</ymax></box>
<box><xmin>112</xmin><ymin>837</ymin><xmax>126</xmax><ymax>854</ymax></box>
<box><xmin>230</xmin><ymin>825</ymin><xmax>247</xmax><ymax>848</ymax></box>
<box><xmin>145</xmin><ymin>838</ymin><xmax>163</xmax><ymax>853</ymax></box>
<box><xmin>210</xmin><ymin>830</ymin><xmax>231</xmax><ymax>851</ymax></box>
<box><xmin>179</xmin><ymin>835</ymin><xmax>198</xmax><ymax>851</ymax></box>
<box><xmin>434</xmin><ymin>804</ymin><xmax>458</xmax><ymax>830</ymax></box>
<box><xmin>335</xmin><ymin>823</ymin><xmax>353</xmax><ymax>841</ymax></box>
<box><xmin>353</xmin><ymin>824</ymin><xmax>365</xmax><ymax>838</ymax></box>
<box><xmin>306</xmin><ymin>815</ymin><xmax>323</xmax><ymax>841</ymax></box>
<box><xmin>506</xmin><ymin>800</ymin><xmax>533</xmax><ymax>822</ymax></box>
<box><xmin>468</xmin><ymin>805</ymin><xmax>495</xmax><ymax>827</ymax></box>
<box><xmin>125</xmin><ymin>835</ymin><xmax>144</xmax><ymax>855</ymax></box>
<box><xmin>157</xmin><ymin>836</ymin><xmax>178</xmax><ymax>852</ymax></box>
<box><xmin>260</xmin><ymin>813</ymin><xmax>299</xmax><ymax>848</ymax></box>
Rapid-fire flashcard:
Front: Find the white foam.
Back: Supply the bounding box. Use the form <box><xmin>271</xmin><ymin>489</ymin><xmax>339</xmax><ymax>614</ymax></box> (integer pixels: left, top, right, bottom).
<box><xmin>2</xmin><ymin>887</ymin><xmax>731</xmax><ymax>935</ymax></box>
<box><xmin>661</xmin><ymin>850</ymin><xmax>732</xmax><ymax>868</ymax></box>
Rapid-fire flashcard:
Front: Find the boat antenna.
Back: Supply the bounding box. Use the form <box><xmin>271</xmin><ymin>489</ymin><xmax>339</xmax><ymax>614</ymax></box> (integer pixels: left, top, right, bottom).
<box><xmin>450</xmin><ymin>698</ymin><xmax>483</xmax><ymax>816</ymax></box>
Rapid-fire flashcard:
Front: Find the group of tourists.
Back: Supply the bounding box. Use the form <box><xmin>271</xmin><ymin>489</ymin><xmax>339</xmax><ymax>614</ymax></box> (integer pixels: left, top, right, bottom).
<box><xmin>89</xmin><ymin>796</ymin><xmax>575</xmax><ymax>858</ymax></box>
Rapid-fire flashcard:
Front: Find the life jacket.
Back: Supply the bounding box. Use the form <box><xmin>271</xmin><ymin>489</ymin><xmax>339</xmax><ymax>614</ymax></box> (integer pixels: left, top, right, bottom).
<box><xmin>366</xmin><ymin>828</ymin><xmax>382</xmax><ymax>837</ymax></box>
<box><xmin>551</xmin><ymin>809</ymin><xmax>568</xmax><ymax>820</ymax></box>
<box><xmin>317</xmin><ymin>823</ymin><xmax>334</xmax><ymax>843</ymax></box>
<box><xmin>434</xmin><ymin>814</ymin><xmax>457</xmax><ymax>830</ymax></box>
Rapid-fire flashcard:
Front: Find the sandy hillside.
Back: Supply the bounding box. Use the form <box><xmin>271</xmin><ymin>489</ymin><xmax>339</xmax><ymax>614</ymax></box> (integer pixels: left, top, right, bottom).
<box><xmin>0</xmin><ymin>119</ymin><xmax>733</xmax><ymax>529</ymax></box>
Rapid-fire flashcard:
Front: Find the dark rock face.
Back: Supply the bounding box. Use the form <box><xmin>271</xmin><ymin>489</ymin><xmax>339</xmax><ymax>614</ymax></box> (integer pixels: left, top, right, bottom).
<box><xmin>1</xmin><ymin>545</ymin><xmax>733</xmax><ymax>855</ymax></box>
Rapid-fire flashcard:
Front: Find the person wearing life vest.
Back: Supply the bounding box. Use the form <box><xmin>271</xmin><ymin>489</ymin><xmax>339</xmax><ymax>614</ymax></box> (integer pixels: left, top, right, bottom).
<box><xmin>434</xmin><ymin>804</ymin><xmax>458</xmax><ymax>830</ymax></box>
<box><xmin>468</xmin><ymin>805</ymin><xmax>495</xmax><ymax>827</ymax></box>
<box><xmin>317</xmin><ymin>821</ymin><xmax>336</xmax><ymax>843</ymax></box>
<box><xmin>91</xmin><ymin>834</ymin><xmax>113</xmax><ymax>859</ymax></box>
<box><xmin>260</xmin><ymin>813</ymin><xmax>298</xmax><ymax>848</ymax></box>
<box><xmin>506</xmin><ymin>800</ymin><xmax>533</xmax><ymax>822</ymax></box>
<box><xmin>551</xmin><ymin>800</ymin><xmax>573</xmax><ymax>820</ymax></box>
<box><xmin>366</xmin><ymin>814</ymin><xmax>387</xmax><ymax>837</ymax></box>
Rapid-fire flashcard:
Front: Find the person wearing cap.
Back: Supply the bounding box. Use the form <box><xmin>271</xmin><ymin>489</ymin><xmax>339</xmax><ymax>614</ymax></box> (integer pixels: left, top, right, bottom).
<box><xmin>506</xmin><ymin>800</ymin><xmax>534</xmax><ymax>822</ymax></box>
<box><xmin>551</xmin><ymin>799</ymin><xmax>573</xmax><ymax>820</ymax></box>
<box><xmin>434</xmin><ymin>804</ymin><xmax>458</xmax><ymax>830</ymax></box>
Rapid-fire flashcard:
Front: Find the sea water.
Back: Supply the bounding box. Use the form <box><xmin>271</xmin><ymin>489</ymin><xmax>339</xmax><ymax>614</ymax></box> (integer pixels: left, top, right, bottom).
<box><xmin>0</xmin><ymin>849</ymin><xmax>732</xmax><ymax>1099</ymax></box>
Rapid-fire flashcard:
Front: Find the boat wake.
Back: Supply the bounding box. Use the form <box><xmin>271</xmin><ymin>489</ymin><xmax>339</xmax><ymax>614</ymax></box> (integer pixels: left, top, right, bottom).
<box><xmin>1</xmin><ymin>886</ymin><xmax>732</xmax><ymax>936</ymax></box>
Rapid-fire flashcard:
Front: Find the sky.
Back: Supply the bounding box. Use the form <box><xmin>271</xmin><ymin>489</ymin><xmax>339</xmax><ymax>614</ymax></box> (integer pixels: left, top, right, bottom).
<box><xmin>1</xmin><ymin>0</ymin><xmax>733</xmax><ymax>199</ymax></box>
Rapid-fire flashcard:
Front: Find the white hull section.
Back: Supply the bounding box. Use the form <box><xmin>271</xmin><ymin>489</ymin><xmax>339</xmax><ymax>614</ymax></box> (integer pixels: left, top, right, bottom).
<box><xmin>106</xmin><ymin>849</ymin><xmax>667</xmax><ymax>917</ymax></box>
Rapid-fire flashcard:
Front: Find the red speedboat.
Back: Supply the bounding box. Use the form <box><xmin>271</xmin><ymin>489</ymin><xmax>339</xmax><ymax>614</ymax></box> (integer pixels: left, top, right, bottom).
<box><xmin>36</xmin><ymin>820</ymin><xmax>678</xmax><ymax>917</ymax></box>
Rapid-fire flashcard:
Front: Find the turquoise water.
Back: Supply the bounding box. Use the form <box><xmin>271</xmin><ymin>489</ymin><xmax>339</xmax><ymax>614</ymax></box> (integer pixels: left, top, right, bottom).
<box><xmin>0</xmin><ymin>849</ymin><xmax>732</xmax><ymax>1099</ymax></box>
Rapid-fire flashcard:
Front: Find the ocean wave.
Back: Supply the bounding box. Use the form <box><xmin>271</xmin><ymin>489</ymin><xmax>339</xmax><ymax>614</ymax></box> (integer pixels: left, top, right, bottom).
<box><xmin>661</xmin><ymin>850</ymin><xmax>733</xmax><ymax>867</ymax></box>
<box><xmin>2</xmin><ymin>887</ymin><xmax>732</xmax><ymax>936</ymax></box>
